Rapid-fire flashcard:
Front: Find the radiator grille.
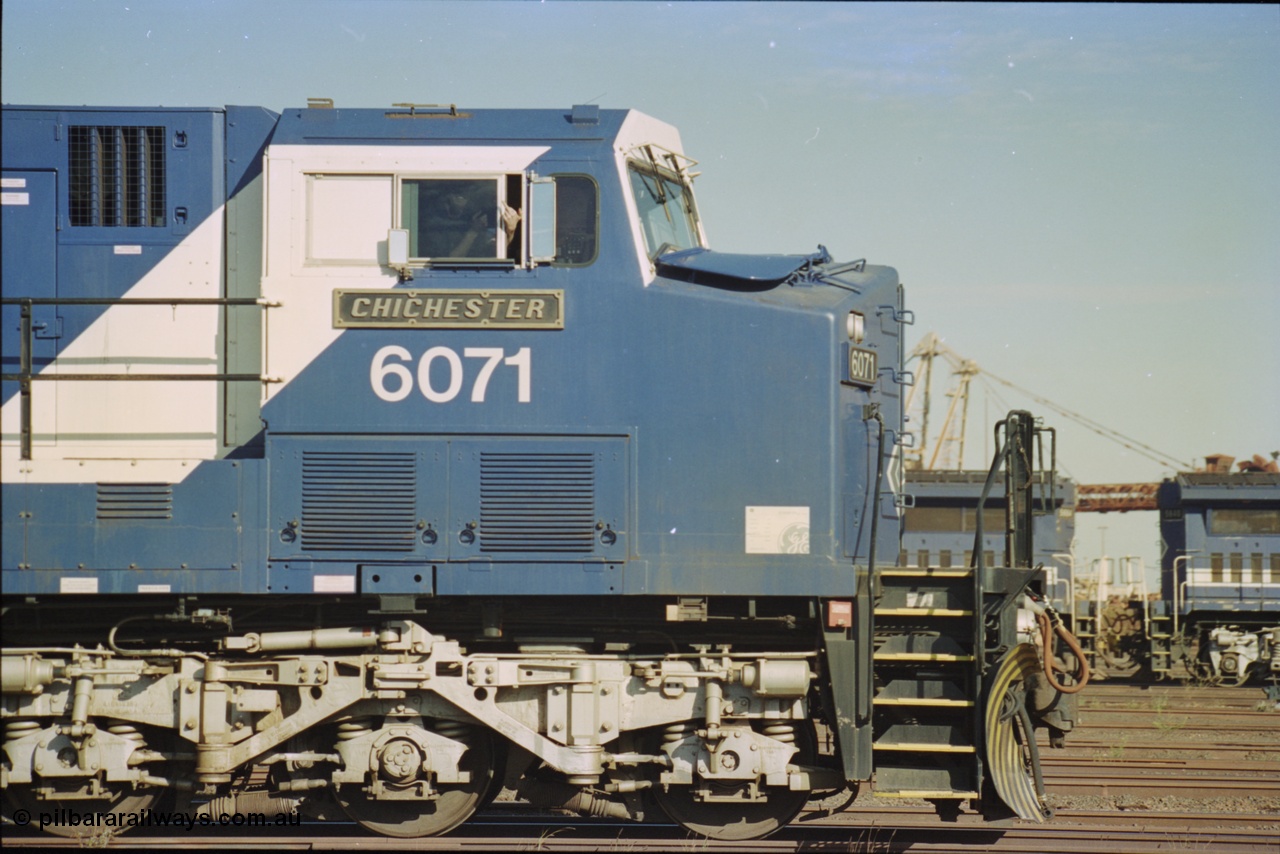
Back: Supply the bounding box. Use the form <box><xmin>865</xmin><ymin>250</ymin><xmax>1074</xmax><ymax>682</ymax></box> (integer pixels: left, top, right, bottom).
<box><xmin>68</xmin><ymin>125</ymin><xmax>167</xmax><ymax>227</ymax></box>
<box><xmin>96</xmin><ymin>483</ymin><xmax>172</xmax><ymax>520</ymax></box>
<box><xmin>480</xmin><ymin>452</ymin><xmax>595</xmax><ymax>553</ymax></box>
<box><xmin>300</xmin><ymin>451</ymin><xmax>416</xmax><ymax>552</ymax></box>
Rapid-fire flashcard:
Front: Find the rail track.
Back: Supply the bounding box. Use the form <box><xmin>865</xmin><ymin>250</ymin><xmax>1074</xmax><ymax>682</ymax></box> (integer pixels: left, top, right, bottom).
<box><xmin>1080</xmin><ymin>683</ymin><xmax>1277</xmax><ymax>707</ymax></box>
<box><xmin>1038</xmin><ymin>681</ymin><xmax>1278</xmax><ymax>806</ymax></box>
<box><xmin>5</xmin><ymin>807</ymin><xmax>1279</xmax><ymax>853</ymax></box>
<box><xmin>4</xmin><ymin>683</ymin><xmax>1275</xmax><ymax>850</ymax></box>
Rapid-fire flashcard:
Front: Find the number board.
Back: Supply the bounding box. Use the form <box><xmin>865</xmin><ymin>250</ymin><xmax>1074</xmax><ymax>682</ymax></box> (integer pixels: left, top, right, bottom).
<box><xmin>846</xmin><ymin>345</ymin><xmax>878</xmax><ymax>387</ymax></box>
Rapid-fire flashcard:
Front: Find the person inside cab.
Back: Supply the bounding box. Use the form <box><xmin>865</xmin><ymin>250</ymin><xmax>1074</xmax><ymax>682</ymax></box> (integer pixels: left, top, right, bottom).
<box><xmin>419</xmin><ymin>179</ymin><xmax>520</xmax><ymax>259</ymax></box>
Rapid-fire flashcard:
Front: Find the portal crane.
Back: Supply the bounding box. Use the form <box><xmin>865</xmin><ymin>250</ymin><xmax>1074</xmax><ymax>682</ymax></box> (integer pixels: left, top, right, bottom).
<box><xmin>903</xmin><ymin>333</ymin><xmax>1191</xmax><ymax>476</ymax></box>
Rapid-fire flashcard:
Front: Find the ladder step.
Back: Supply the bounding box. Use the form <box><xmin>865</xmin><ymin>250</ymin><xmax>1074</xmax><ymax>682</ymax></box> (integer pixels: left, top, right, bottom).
<box><xmin>874</xmin><ymin>743</ymin><xmax>976</xmax><ymax>753</ymax></box>
<box><xmin>876</xmin><ymin>676</ymin><xmax>972</xmax><ymax>705</ymax></box>
<box><xmin>874</xmin><ymin>762</ymin><xmax>976</xmax><ymax>794</ymax></box>
<box><xmin>874</xmin><ymin>633</ymin><xmax>971</xmax><ymax>659</ymax></box>
<box><xmin>880</xmin><ymin>568</ymin><xmax>973</xmax><ymax>578</ymax></box>
<box><xmin>875</xmin><ymin>608</ymin><xmax>974</xmax><ymax>617</ymax></box>
<box><xmin>874</xmin><ymin>790</ymin><xmax>979</xmax><ymax>800</ymax></box>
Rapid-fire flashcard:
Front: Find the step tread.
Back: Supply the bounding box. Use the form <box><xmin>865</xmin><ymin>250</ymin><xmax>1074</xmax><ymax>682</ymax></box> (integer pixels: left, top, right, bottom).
<box><xmin>875</xmin><ymin>607</ymin><xmax>974</xmax><ymax>617</ymax></box>
<box><xmin>874</xmin><ymin>652</ymin><xmax>975</xmax><ymax>662</ymax></box>
<box><xmin>880</xmin><ymin>569</ymin><xmax>974</xmax><ymax>578</ymax></box>
<box><xmin>873</xmin><ymin>743</ymin><xmax>976</xmax><ymax>753</ymax></box>
<box><xmin>874</xmin><ymin>790</ymin><xmax>979</xmax><ymax>800</ymax></box>
<box><xmin>874</xmin><ymin>697</ymin><xmax>975</xmax><ymax>707</ymax></box>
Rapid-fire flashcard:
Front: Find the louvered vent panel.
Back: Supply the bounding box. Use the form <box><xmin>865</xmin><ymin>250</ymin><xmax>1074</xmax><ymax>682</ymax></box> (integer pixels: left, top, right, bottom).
<box><xmin>301</xmin><ymin>451</ymin><xmax>416</xmax><ymax>552</ymax></box>
<box><xmin>480</xmin><ymin>452</ymin><xmax>595</xmax><ymax>553</ymax></box>
<box><xmin>68</xmin><ymin>126</ymin><xmax>167</xmax><ymax>227</ymax></box>
<box><xmin>96</xmin><ymin>483</ymin><xmax>173</xmax><ymax>520</ymax></box>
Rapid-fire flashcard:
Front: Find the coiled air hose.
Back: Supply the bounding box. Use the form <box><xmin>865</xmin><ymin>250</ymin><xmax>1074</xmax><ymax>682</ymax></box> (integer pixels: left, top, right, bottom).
<box><xmin>1025</xmin><ymin>595</ymin><xmax>1090</xmax><ymax>694</ymax></box>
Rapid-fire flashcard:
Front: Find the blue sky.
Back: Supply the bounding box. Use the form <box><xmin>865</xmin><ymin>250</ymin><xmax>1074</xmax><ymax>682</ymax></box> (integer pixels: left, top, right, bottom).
<box><xmin>4</xmin><ymin>1</ymin><xmax>1278</xmax><ymax>578</ymax></box>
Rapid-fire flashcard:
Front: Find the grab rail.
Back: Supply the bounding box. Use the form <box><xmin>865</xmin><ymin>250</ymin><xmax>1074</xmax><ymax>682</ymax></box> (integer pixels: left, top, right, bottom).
<box><xmin>1</xmin><ymin>296</ymin><xmax>281</xmax><ymax>460</ymax></box>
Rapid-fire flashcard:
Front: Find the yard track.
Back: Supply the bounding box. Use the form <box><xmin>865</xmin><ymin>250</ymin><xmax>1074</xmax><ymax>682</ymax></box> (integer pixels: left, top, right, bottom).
<box><xmin>4</xmin><ymin>683</ymin><xmax>1276</xmax><ymax>850</ymax></box>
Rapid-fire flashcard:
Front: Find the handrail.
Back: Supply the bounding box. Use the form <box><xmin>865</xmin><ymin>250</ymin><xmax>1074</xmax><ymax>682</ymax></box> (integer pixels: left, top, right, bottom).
<box><xmin>860</xmin><ymin>403</ymin><xmax>887</xmax><ymax>728</ymax></box>
<box><xmin>1131</xmin><ymin>556</ymin><xmax>1151</xmax><ymax>637</ymax></box>
<box><xmin>1172</xmin><ymin>555</ymin><xmax>1194</xmax><ymax>639</ymax></box>
<box><xmin>2</xmin><ymin>296</ymin><xmax>280</xmax><ymax>460</ymax></box>
<box><xmin>1</xmin><ymin>297</ymin><xmax>279</xmax><ymax>306</ymax></box>
<box><xmin>1050</xmin><ymin>551</ymin><xmax>1076</xmax><ymax>626</ymax></box>
<box><xmin>1045</xmin><ymin>573</ymin><xmax>1071</xmax><ymax>617</ymax></box>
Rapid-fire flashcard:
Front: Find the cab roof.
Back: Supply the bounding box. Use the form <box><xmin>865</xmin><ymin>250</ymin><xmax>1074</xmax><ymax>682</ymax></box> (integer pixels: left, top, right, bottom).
<box><xmin>270</xmin><ymin>104</ymin><xmax>629</xmax><ymax>146</ymax></box>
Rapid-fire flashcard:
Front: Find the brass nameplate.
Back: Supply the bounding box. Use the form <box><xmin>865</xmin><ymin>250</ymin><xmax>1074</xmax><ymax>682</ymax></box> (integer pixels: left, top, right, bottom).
<box><xmin>334</xmin><ymin>289</ymin><xmax>563</xmax><ymax>329</ymax></box>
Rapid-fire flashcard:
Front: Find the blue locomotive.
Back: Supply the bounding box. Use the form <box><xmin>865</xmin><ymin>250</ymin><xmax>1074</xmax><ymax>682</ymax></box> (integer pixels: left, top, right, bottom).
<box><xmin>2</xmin><ymin>102</ymin><xmax>1076</xmax><ymax>839</ymax></box>
<box><xmin>902</xmin><ymin>471</ymin><xmax>1077</xmax><ymax>614</ymax></box>
<box><xmin>1154</xmin><ymin>457</ymin><xmax>1280</xmax><ymax>684</ymax></box>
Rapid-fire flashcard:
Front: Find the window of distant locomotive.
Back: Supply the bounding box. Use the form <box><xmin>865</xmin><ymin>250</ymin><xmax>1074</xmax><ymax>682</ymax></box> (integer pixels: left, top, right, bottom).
<box><xmin>400</xmin><ymin>178</ymin><xmax>517</xmax><ymax>261</ymax></box>
<box><xmin>552</xmin><ymin>175</ymin><xmax>599</xmax><ymax>266</ymax></box>
<box><xmin>903</xmin><ymin>506</ymin><xmax>1004</xmax><ymax>533</ymax></box>
<box><xmin>1208</xmin><ymin>508</ymin><xmax>1280</xmax><ymax>536</ymax></box>
<box><xmin>964</xmin><ymin>549</ymin><xmax>1001</xmax><ymax>568</ymax></box>
<box><xmin>628</xmin><ymin>164</ymin><xmax>700</xmax><ymax>257</ymax></box>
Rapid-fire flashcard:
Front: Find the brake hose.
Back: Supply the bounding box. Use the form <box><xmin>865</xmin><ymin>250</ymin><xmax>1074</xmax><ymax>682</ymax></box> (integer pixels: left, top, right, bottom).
<box><xmin>1027</xmin><ymin>597</ymin><xmax>1090</xmax><ymax>694</ymax></box>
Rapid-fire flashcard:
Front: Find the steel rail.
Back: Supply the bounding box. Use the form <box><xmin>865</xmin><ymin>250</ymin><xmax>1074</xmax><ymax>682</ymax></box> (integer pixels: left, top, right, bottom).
<box><xmin>5</xmin><ymin>816</ymin><xmax>1278</xmax><ymax>853</ymax></box>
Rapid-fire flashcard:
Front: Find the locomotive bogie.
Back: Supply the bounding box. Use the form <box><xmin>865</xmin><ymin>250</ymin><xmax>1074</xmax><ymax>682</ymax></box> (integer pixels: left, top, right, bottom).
<box><xmin>3</xmin><ymin>618</ymin><xmax>833</xmax><ymax>836</ymax></box>
<box><xmin>1199</xmin><ymin>623</ymin><xmax>1279</xmax><ymax>684</ymax></box>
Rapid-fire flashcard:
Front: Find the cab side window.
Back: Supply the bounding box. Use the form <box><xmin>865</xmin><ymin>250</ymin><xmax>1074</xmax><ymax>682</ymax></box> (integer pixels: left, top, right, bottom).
<box><xmin>394</xmin><ymin>173</ymin><xmax>596</xmax><ymax>268</ymax></box>
<box><xmin>553</xmin><ymin>175</ymin><xmax>598</xmax><ymax>266</ymax></box>
<box><xmin>401</xmin><ymin>177</ymin><xmax>521</xmax><ymax>261</ymax></box>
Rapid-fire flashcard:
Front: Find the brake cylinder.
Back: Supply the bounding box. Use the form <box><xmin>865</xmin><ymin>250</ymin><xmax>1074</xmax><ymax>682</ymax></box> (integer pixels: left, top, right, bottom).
<box><xmin>1</xmin><ymin>655</ymin><xmax>56</xmax><ymax>695</ymax></box>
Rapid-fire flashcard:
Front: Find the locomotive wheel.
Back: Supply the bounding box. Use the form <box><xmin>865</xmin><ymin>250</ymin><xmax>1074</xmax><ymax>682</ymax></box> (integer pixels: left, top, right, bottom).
<box><xmin>1097</xmin><ymin>647</ymin><xmax>1142</xmax><ymax>679</ymax></box>
<box><xmin>652</xmin><ymin>722</ymin><xmax>814</xmax><ymax>841</ymax></box>
<box><xmin>337</xmin><ymin>727</ymin><xmax>496</xmax><ymax>838</ymax></box>
<box><xmin>4</xmin><ymin>781</ymin><xmax>165</xmax><ymax>839</ymax></box>
<box><xmin>477</xmin><ymin>737</ymin><xmax>509</xmax><ymax>811</ymax></box>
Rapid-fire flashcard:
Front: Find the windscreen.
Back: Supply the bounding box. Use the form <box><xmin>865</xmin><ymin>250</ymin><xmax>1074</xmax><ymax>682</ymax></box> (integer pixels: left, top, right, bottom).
<box><xmin>628</xmin><ymin>165</ymin><xmax>700</xmax><ymax>258</ymax></box>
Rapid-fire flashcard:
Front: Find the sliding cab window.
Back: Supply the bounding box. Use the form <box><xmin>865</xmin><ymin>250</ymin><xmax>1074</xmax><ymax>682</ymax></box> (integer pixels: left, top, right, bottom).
<box><xmin>552</xmin><ymin>175</ymin><xmax>599</xmax><ymax>266</ymax></box>
<box><xmin>400</xmin><ymin>176</ymin><xmax>524</xmax><ymax>265</ymax></box>
<box><xmin>628</xmin><ymin>162</ymin><xmax>701</xmax><ymax>258</ymax></box>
